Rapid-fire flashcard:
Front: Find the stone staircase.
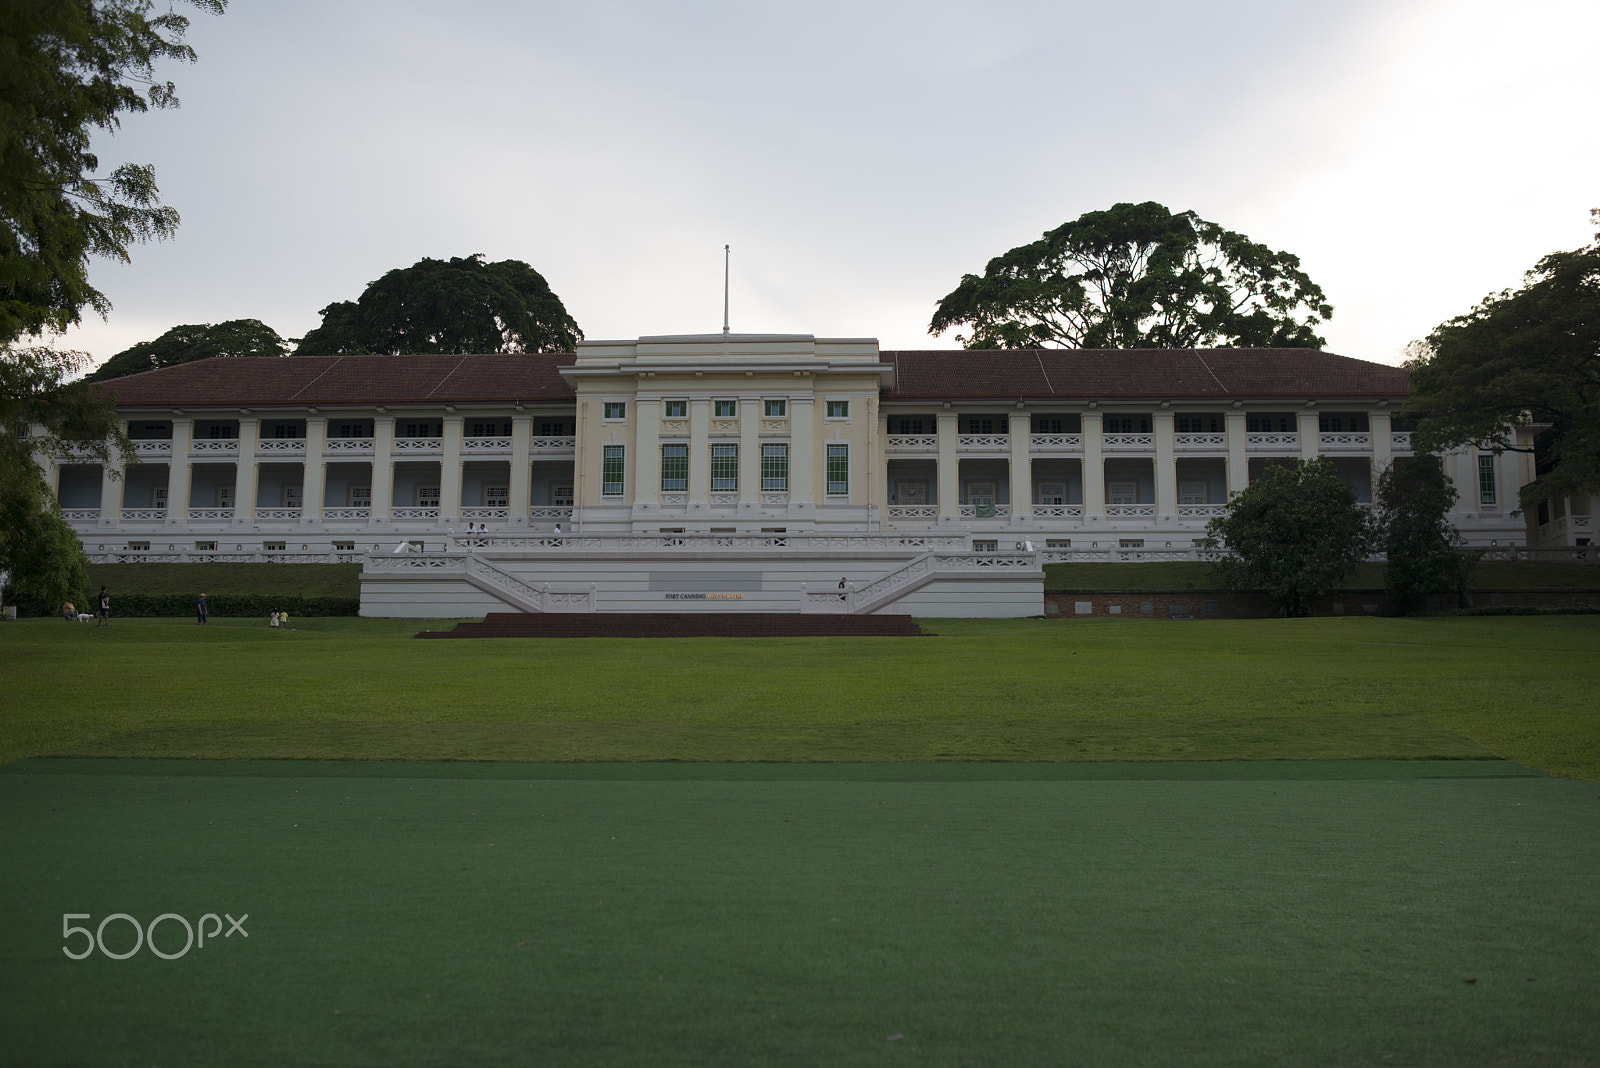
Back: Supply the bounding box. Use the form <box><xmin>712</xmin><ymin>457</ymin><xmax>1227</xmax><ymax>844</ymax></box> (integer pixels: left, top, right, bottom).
<box><xmin>416</xmin><ymin>612</ymin><xmax>926</xmax><ymax>639</ymax></box>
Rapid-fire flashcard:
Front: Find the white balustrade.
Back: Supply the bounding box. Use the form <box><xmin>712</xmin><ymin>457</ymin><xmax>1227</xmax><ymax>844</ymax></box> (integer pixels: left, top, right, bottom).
<box><xmin>256</xmin><ymin>508</ymin><xmax>302</xmax><ymax>521</ymax></box>
<box><xmin>957</xmin><ymin>434</ymin><xmax>1010</xmax><ymax>452</ymax></box>
<box><xmin>1101</xmin><ymin>433</ymin><xmax>1155</xmax><ymax>451</ymax></box>
<box><xmin>257</xmin><ymin>438</ymin><xmax>305</xmax><ymax>455</ymax></box>
<box><xmin>190</xmin><ymin>440</ymin><xmax>238</xmax><ymax>455</ymax></box>
<box><xmin>322</xmin><ymin>507</ymin><xmax>370</xmax><ymax>521</ymax></box>
<box><xmin>1174</xmin><ymin>433</ymin><xmax>1227</xmax><ymax>451</ymax></box>
<box><xmin>390</xmin><ymin>507</ymin><xmax>440</xmax><ymax>520</ymax></box>
<box><xmin>958</xmin><ymin>504</ymin><xmax>1012</xmax><ymax>518</ymax></box>
<box><xmin>1390</xmin><ymin>432</ymin><xmax>1414</xmax><ymax>452</ymax></box>
<box><xmin>133</xmin><ymin>441</ymin><xmax>172</xmax><ymax>458</ymax></box>
<box><xmin>187</xmin><ymin>508</ymin><xmax>234</xmax><ymax>522</ymax></box>
<box><xmin>60</xmin><ymin>509</ymin><xmax>99</xmax><ymax>522</ymax></box>
<box><xmin>460</xmin><ymin>507</ymin><xmax>509</xmax><ymax>521</ymax></box>
<box><xmin>462</xmin><ymin>437</ymin><xmax>512</xmax><ymax>453</ymax></box>
<box><xmin>886</xmin><ymin>435</ymin><xmax>939</xmax><ymax>452</ymax></box>
<box><xmin>1032</xmin><ymin>505</ymin><xmax>1084</xmax><ymax>518</ymax></box>
<box><xmin>392</xmin><ymin>438</ymin><xmax>442</xmax><ymax>454</ymax></box>
<box><xmin>324</xmin><ymin>438</ymin><xmax>374</xmax><ymax>454</ymax></box>
<box><xmin>887</xmin><ymin>505</ymin><xmax>938</xmax><ymax>520</ymax></box>
<box><xmin>1029</xmin><ymin>434</ymin><xmax>1083</xmax><ymax>452</ymax></box>
<box><xmin>1319</xmin><ymin>433</ymin><xmax>1371</xmax><ymax>451</ymax></box>
<box><xmin>1104</xmin><ymin>504</ymin><xmax>1157</xmax><ymax>517</ymax></box>
<box><xmin>119</xmin><ymin>508</ymin><xmax>166</xmax><ymax>521</ymax></box>
<box><xmin>528</xmin><ymin>436</ymin><xmax>576</xmax><ymax>453</ymax></box>
<box><xmin>1176</xmin><ymin>504</ymin><xmax>1227</xmax><ymax>518</ymax></box>
<box><xmin>1247</xmin><ymin>432</ymin><xmax>1299</xmax><ymax>451</ymax></box>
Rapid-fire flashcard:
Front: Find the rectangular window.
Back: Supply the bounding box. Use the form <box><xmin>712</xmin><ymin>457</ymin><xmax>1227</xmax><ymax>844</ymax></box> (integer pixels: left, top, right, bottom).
<box><xmin>663</xmin><ymin>400</ymin><xmax>687</xmax><ymax>419</ymax></box>
<box><xmin>826</xmin><ymin>443</ymin><xmax>849</xmax><ymax>496</ymax></box>
<box><xmin>763</xmin><ymin>399</ymin><xmax>787</xmax><ymax>417</ymax></box>
<box><xmin>661</xmin><ymin>444</ymin><xmax>688</xmax><ymax>491</ymax></box>
<box><xmin>152</xmin><ymin>487</ymin><xmax>167</xmax><ymax>509</ymax></box>
<box><xmin>416</xmin><ymin>485</ymin><xmax>440</xmax><ymax>508</ymax></box>
<box><xmin>710</xmin><ymin>444</ymin><xmax>738</xmax><ymax>492</ymax></box>
<box><xmin>348</xmin><ymin>485</ymin><xmax>371</xmax><ymax>508</ymax></box>
<box><xmin>892</xmin><ymin>417</ymin><xmax>928</xmax><ymax>434</ymax></box>
<box><xmin>208</xmin><ymin>424</ymin><xmax>237</xmax><ymax>439</ymax></box>
<box><xmin>552</xmin><ymin>484</ymin><xmax>573</xmax><ymax>506</ymax></box>
<box><xmin>471</xmin><ymin>421</ymin><xmax>511</xmax><ymax>437</ymax></box>
<box><xmin>262</xmin><ymin>541</ymin><xmax>285</xmax><ymax>552</ymax></box>
<box><xmin>1108</xmin><ymin>481</ymin><xmax>1137</xmax><ymax>505</ymax></box>
<box><xmin>1119</xmin><ymin>539</ymin><xmax>1145</xmax><ymax>548</ymax></box>
<box><xmin>826</xmin><ymin>400</ymin><xmax>850</xmax><ymax>419</ymax></box>
<box><xmin>336</xmin><ymin>422</ymin><xmax>370</xmax><ymax>438</ymax></box>
<box><xmin>1033</xmin><ymin>415</ymin><xmax>1084</xmax><ymax>433</ymax></box>
<box><xmin>714</xmin><ymin>399</ymin><xmax>737</xmax><ymax>418</ymax></box>
<box><xmin>1036</xmin><ymin>482</ymin><xmax>1066</xmax><ymax>505</ymax></box>
<box><xmin>973</xmin><ymin>539</ymin><xmax>998</xmax><ymax>552</ymax></box>
<box><xmin>964</xmin><ymin>416</ymin><xmax>997</xmax><ymax>433</ymax></box>
<box><xmin>1179</xmin><ymin>480</ymin><xmax>1209</xmax><ymax>505</ymax></box>
<box><xmin>536</xmin><ymin>420</ymin><xmax>569</xmax><ymax>437</ymax></box>
<box><xmin>1247</xmin><ymin>413</ymin><xmax>1295</xmax><ymax>433</ymax></box>
<box><xmin>603</xmin><ymin>402</ymin><xmax>626</xmax><ymax>421</ymax></box>
<box><xmin>282</xmin><ymin>485</ymin><xmax>302</xmax><ymax>508</ymax></box>
<box><xmin>1104</xmin><ymin>415</ymin><xmax>1152</xmax><ymax>434</ymax></box>
<box><xmin>761</xmin><ymin>443</ymin><xmax>789</xmax><ymax>491</ymax></box>
<box><xmin>269</xmin><ymin>423</ymin><xmax>301</xmax><ymax>439</ymax></box>
<box><xmin>1478</xmin><ymin>455</ymin><xmax>1497</xmax><ymax>507</ymax></box>
<box><xmin>217</xmin><ymin>486</ymin><xmax>235</xmax><ymax>508</ymax></box>
<box><xmin>401</xmin><ymin>422</ymin><xmax>442</xmax><ymax>438</ymax></box>
<box><xmin>483</xmin><ymin>485</ymin><xmax>509</xmax><ymax>507</ymax></box>
<box><xmin>1176</xmin><ymin>414</ymin><xmax>1222</xmax><ymax>433</ymax></box>
<box><xmin>1045</xmin><ymin>539</ymin><xmax>1072</xmax><ymax>548</ymax></box>
<box><xmin>602</xmin><ymin>446</ymin><xmax>625</xmax><ymax>496</ymax></box>
<box><xmin>332</xmin><ymin>541</ymin><xmax>355</xmax><ymax>551</ymax></box>
<box><xmin>125</xmin><ymin>541</ymin><xmax>150</xmax><ymax>551</ymax></box>
<box><xmin>1319</xmin><ymin>413</ymin><xmax>1370</xmax><ymax>432</ymax></box>
<box><xmin>195</xmin><ymin>541</ymin><xmax>216</xmax><ymax>551</ymax></box>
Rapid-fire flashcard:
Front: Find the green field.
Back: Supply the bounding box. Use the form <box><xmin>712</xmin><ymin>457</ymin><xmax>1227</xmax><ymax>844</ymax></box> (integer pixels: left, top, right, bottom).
<box><xmin>3</xmin><ymin>615</ymin><xmax>1596</xmax><ymax>779</ymax></box>
<box><xmin>1042</xmin><ymin>559</ymin><xmax>1600</xmax><ymax>591</ymax></box>
<box><xmin>3</xmin><ymin>617</ymin><xmax>1597</xmax><ymax>1065</ymax></box>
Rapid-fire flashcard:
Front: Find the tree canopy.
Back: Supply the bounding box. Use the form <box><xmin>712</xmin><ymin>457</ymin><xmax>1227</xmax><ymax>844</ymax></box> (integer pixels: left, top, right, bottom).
<box><xmin>297</xmin><ymin>255</ymin><xmax>583</xmax><ymax>356</ymax></box>
<box><xmin>1403</xmin><ymin>213</ymin><xmax>1600</xmax><ymax>509</ymax></box>
<box><xmin>85</xmin><ymin>318</ymin><xmax>288</xmax><ymax>381</ymax></box>
<box><xmin>929</xmin><ymin>202</ymin><xmax>1332</xmax><ymax>350</ymax></box>
<box><xmin>1200</xmin><ymin>458</ymin><xmax>1372</xmax><ymax>617</ymax></box>
<box><xmin>1</xmin><ymin>0</ymin><xmax>224</xmax><ymax>343</ymax></box>
<box><xmin>1375</xmin><ymin>455</ymin><xmax>1471</xmax><ymax>614</ymax></box>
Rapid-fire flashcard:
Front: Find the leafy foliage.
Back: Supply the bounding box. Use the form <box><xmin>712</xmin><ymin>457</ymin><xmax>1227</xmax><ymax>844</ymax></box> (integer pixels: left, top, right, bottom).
<box><xmin>0</xmin><ymin>0</ymin><xmax>225</xmax><ymax>343</ymax></box>
<box><xmin>67</xmin><ymin>592</ymin><xmax>359</xmax><ymax>618</ymax></box>
<box><xmin>1376</xmin><ymin>455</ymin><xmax>1471</xmax><ymax>614</ymax></box>
<box><xmin>1404</xmin><ymin>213</ymin><xmax>1600</xmax><ymax>508</ymax></box>
<box><xmin>930</xmin><ymin>202</ymin><xmax>1331</xmax><ymax>350</ymax></box>
<box><xmin>297</xmin><ymin>255</ymin><xmax>583</xmax><ymax>355</ymax></box>
<box><xmin>85</xmin><ymin>318</ymin><xmax>288</xmax><ymax>381</ymax></box>
<box><xmin>1201</xmin><ymin>458</ymin><xmax>1373</xmax><ymax>617</ymax></box>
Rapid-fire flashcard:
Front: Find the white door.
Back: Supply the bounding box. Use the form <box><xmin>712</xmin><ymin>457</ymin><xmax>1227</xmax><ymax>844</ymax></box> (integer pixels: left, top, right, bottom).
<box><xmin>552</xmin><ymin>484</ymin><xmax>573</xmax><ymax>507</ymax></box>
<box><xmin>217</xmin><ymin>486</ymin><xmax>235</xmax><ymax>508</ymax></box>
<box><xmin>348</xmin><ymin>484</ymin><xmax>371</xmax><ymax>508</ymax></box>
<box><xmin>968</xmin><ymin>481</ymin><xmax>996</xmax><ymax>507</ymax></box>
<box><xmin>1036</xmin><ymin>481</ymin><xmax>1065</xmax><ymax>506</ymax></box>
<box><xmin>1179</xmin><ymin>480</ymin><xmax>1208</xmax><ymax>505</ymax></box>
<box><xmin>1109</xmin><ymin>481</ymin><xmax>1137</xmax><ymax>505</ymax></box>
<box><xmin>416</xmin><ymin>485</ymin><xmax>441</xmax><ymax>508</ymax></box>
<box><xmin>283</xmin><ymin>485</ymin><xmax>302</xmax><ymax>508</ymax></box>
<box><xmin>152</xmin><ymin>486</ymin><xmax>167</xmax><ymax>509</ymax></box>
<box><xmin>899</xmin><ymin>480</ymin><xmax>927</xmax><ymax>505</ymax></box>
<box><xmin>483</xmin><ymin>485</ymin><xmax>509</xmax><ymax>507</ymax></box>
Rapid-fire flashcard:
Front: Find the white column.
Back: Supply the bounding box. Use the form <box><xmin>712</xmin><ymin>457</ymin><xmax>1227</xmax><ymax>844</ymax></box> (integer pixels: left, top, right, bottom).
<box><xmin>1495</xmin><ymin>448</ymin><xmax>1519</xmax><ymax>518</ymax></box>
<box><xmin>1153</xmin><ymin>410</ymin><xmax>1176</xmax><ymax>518</ymax></box>
<box><xmin>98</xmin><ymin>445</ymin><xmax>125</xmax><ymax>528</ymax></box>
<box><xmin>371</xmin><ymin>415</ymin><xmax>394</xmax><ymax>525</ymax></box>
<box><xmin>634</xmin><ymin>399</ymin><xmax>660</xmax><ymax>509</ymax></box>
<box><xmin>234</xmin><ymin>417</ymin><xmax>259</xmax><ymax>527</ymax></box>
<box><xmin>1082</xmin><ymin>411</ymin><xmax>1105</xmax><ymax>516</ymax></box>
<box><xmin>302</xmin><ymin>416</ymin><xmax>326</xmax><ymax>525</ymax></box>
<box><xmin>1008</xmin><ymin>411</ymin><xmax>1031</xmax><ymax>520</ymax></box>
<box><xmin>1368</xmin><ymin>411</ymin><xmax>1392</xmax><ymax>496</ymax></box>
<box><xmin>167</xmin><ymin>418</ymin><xmax>193</xmax><ymax>529</ymax></box>
<box><xmin>738</xmin><ymin>399</ymin><xmax>759</xmax><ymax>508</ymax></box>
<box><xmin>1226</xmin><ymin>410</ymin><xmax>1249</xmax><ymax>496</ymax></box>
<box><xmin>1298</xmin><ymin>411</ymin><xmax>1320</xmax><ymax>461</ymax></box>
<box><xmin>688</xmin><ymin>398</ymin><xmax>710</xmax><ymax>508</ymax></box>
<box><xmin>790</xmin><ymin>397</ymin><xmax>815</xmax><ymax>507</ymax></box>
<box><xmin>936</xmin><ymin>411</ymin><xmax>959</xmax><ymax>519</ymax></box>
<box><xmin>509</xmin><ymin>415</ymin><xmax>531</xmax><ymax>527</ymax></box>
<box><xmin>440</xmin><ymin>415</ymin><xmax>463</xmax><ymax>526</ymax></box>
<box><xmin>869</xmin><ymin>402</ymin><xmax>889</xmax><ymax>522</ymax></box>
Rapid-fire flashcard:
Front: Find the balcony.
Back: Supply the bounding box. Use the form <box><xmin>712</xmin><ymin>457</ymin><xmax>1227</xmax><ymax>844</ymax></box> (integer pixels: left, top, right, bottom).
<box><xmin>460</xmin><ymin>507</ymin><xmax>509</xmax><ymax>521</ymax></box>
<box><xmin>886</xmin><ymin>434</ymin><xmax>938</xmax><ymax>454</ymax></box>
<box><xmin>257</xmin><ymin>438</ymin><xmax>306</xmax><ymax>456</ymax></box>
<box><xmin>1104</xmin><ymin>504</ymin><xmax>1156</xmax><ymax>518</ymax></box>
<box><xmin>462</xmin><ymin>436</ymin><xmax>513</xmax><ymax>455</ymax></box>
<box><xmin>392</xmin><ymin>438</ymin><xmax>442</xmax><ymax>455</ymax></box>
<box><xmin>325</xmin><ymin>438</ymin><xmax>374</xmax><ymax>455</ymax></box>
<box><xmin>1032</xmin><ymin>505</ymin><xmax>1084</xmax><ymax>519</ymax></box>
<box><xmin>190</xmin><ymin>439</ymin><xmax>238</xmax><ymax>456</ymax></box>
<box><xmin>187</xmin><ymin>508</ymin><xmax>234</xmax><ymax>522</ymax></box>
<box><xmin>1318</xmin><ymin>432</ymin><xmax>1371</xmax><ymax>451</ymax></box>
<box><xmin>132</xmin><ymin>441</ymin><xmax>172</xmax><ymax>459</ymax></box>
<box><xmin>887</xmin><ymin>505</ymin><xmax>938</xmax><ymax>520</ymax></box>
<box><xmin>958</xmin><ymin>504</ymin><xmax>1011</xmax><ymax>518</ymax></box>
<box><xmin>529</xmin><ymin>506</ymin><xmax>574</xmax><ymax>521</ymax></box>
<box><xmin>323</xmin><ymin>507</ymin><xmax>370</xmax><ymax>521</ymax></box>
<box><xmin>957</xmin><ymin>434</ymin><xmax>1009</xmax><ymax>453</ymax></box>
<box><xmin>120</xmin><ymin>508</ymin><xmax>166</xmax><ymax>522</ymax></box>
<box><xmin>1101</xmin><ymin>433</ymin><xmax>1154</xmax><ymax>452</ymax></box>
<box><xmin>61</xmin><ymin>508</ymin><xmax>99</xmax><ymax>523</ymax></box>
<box><xmin>1390</xmin><ymin>432</ymin><xmax>1414</xmax><ymax>453</ymax></box>
<box><xmin>1174</xmin><ymin>433</ymin><xmax>1227</xmax><ymax>452</ymax></box>
<box><xmin>256</xmin><ymin>508</ymin><xmax>301</xmax><ymax>521</ymax></box>
<box><xmin>1176</xmin><ymin>504</ymin><xmax>1227</xmax><ymax>518</ymax></box>
<box><xmin>1247</xmin><ymin>432</ymin><xmax>1299</xmax><ymax>452</ymax></box>
<box><xmin>528</xmin><ymin>436</ymin><xmax>576</xmax><ymax>455</ymax></box>
<box><xmin>1029</xmin><ymin>434</ymin><xmax>1082</xmax><ymax>453</ymax></box>
<box><xmin>391</xmin><ymin>507</ymin><xmax>440</xmax><ymax>520</ymax></box>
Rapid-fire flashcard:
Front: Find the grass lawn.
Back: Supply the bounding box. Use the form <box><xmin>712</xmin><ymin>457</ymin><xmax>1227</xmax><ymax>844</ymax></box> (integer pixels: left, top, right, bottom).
<box><xmin>2</xmin><ymin>615</ymin><xmax>1596</xmax><ymax>779</ymax></box>
<box><xmin>84</xmin><ymin>561</ymin><xmax>362</xmax><ymax>597</ymax></box>
<box><xmin>1043</xmin><ymin>560</ymin><xmax>1600</xmax><ymax>591</ymax></box>
<box><xmin>2</xmin><ymin>758</ymin><xmax>1597</xmax><ymax>1066</ymax></box>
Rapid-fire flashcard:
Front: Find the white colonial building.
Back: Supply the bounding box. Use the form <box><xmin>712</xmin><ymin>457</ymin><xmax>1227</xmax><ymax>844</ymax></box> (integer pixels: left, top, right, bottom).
<box><xmin>44</xmin><ymin>332</ymin><xmax>1570</xmax><ymax>617</ymax></box>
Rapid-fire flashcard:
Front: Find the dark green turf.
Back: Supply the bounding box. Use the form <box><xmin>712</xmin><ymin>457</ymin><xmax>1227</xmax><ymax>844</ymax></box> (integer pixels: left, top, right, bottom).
<box><xmin>3</xmin><ymin>759</ymin><xmax>1597</xmax><ymax>1067</ymax></box>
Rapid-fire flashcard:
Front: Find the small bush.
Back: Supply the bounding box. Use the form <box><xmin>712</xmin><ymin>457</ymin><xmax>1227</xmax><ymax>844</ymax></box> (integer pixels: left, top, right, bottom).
<box><xmin>83</xmin><ymin>593</ymin><xmax>360</xmax><ymax>618</ymax></box>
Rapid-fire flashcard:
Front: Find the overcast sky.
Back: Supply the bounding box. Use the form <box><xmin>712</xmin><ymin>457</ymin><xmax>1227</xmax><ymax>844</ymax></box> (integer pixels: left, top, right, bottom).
<box><xmin>56</xmin><ymin>0</ymin><xmax>1600</xmax><ymax>370</ymax></box>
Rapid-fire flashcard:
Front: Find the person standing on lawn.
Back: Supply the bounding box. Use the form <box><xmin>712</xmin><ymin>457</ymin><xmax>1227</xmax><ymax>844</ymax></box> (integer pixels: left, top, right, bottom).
<box><xmin>196</xmin><ymin>593</ymin><xmax>208</xmax><ymax>625</ymax></box>
<box><xmin>96</xmin><ymin>587</ymin><xmax>110</xmax><ymax>627</ymax></box>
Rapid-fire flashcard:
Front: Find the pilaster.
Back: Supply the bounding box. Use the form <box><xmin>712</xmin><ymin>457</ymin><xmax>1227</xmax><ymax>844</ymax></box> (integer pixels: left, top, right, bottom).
<box><xmin>440</xmin><ymin>415</ymin><xmax>463</xmax><ymax>525</ymax></box>
<box><xmin>738</xmin><ymin>398</ymin><xmax>759</xmax><ymax>508</ymax></box>
<box><xmin>302</xmin><ymin>416</ymin><xmax>326</xmax><ymax>525</ymax></box>
<box><xmin>167</xmin><ymin>418</ymin><xmax>193</xmax><ymax>528</ymax></box>
<box><xmin>1153</xmin><ymin>410</ymin><xmax>1176</xmax><ymax>517</ymax></box>
<box><xmin>790</xmin><ymin>397</ymin><xmax>815</xmax><ymax>507</ymax></box>
<box><xmin>1007</xmin><ymin>411</ymin><xmax>1031</xmax><ymax>520</ymax></box>
<box><xmin>1368</xmin><ymin>411</ymin><xmax>1392</xmax><ymax>492</ymax></box>
<box><xmin>688</xmin><ymin>398</ymin><xmax>710</xmax><ymax>508</ymax></box>
<box><xmin>234</xmin><ymin>417</ymin><xmax>259</xmax><ymax>527</ymax></box>
<box><xmin>1082</xmin><ymin>411</ymin><xmax>1105</xmax><ymax>516</ymax></box>
<box><xmin>371</xmin><ymin>415</ymin><xmax>394</xmax><ymax>524</ymax></box>
<box><xmin>1225</xmin><ymin>410</ymin><xmax>1249</xmax><ymax>496</ymax></box>
<box><xmin>509</xmin><ymin>415</ymin><xmax>532</xmax><ymax>527</ymax></box>
<box><xmin>1298</xmin><ymin>410</ymin><xmax>1320</xmax><ymax>461</ymax></box>
<box><xmin>936</xmin><ymin>411</ymin><xmax>959</xmax><ymax>519</ymax></box>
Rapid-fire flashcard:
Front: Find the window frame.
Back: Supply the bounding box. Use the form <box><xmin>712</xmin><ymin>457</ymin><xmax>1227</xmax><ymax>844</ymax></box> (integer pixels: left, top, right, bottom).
<box><xmin>761</xmin><ymin>443</ymin><xmax>789</xmax><ymax>491</ymax></box>
<box><xmin>763</xmin><ymin>399</ymin><xmax>787</xmax><ymax>418</ymax></box>
<box><xmin>713</xmin><ymin>399</ymin><xmax>738</xmax><ymax>418</ymax></box>
<box><xmin>663</xmin><ymin>399</ymin><xmax>687</xmax><ymax>419</ymax></box>
<box><xmin>661</xmin><ymin>443</ymin><xmax>688</xmax><ymax>492</ymax></box>
<box><xmin>825</xmin><ymin>399</ymin><xmax>850</xmax><ymax>420</ymax></box>
<box><xmin>710</xmin><ymin>443</ymin><xmax>738</xmax><ymax>492</ymax></box>
<box><xmin>602</xmin><ymin>402</ymin><xmax>627</xmax><ymax>422</ymax></box>
<box><xmin>1478</xmin><ymin>455</ymin><xmax>1497</xmax><ymax>507</ymax></box>
<box><xmin>601</xmin><ymin>445</ymin><xmax>625</xmax><ymax>496</ymax></box>
<box><xmin>825</xmin><ymin>443</ymin><xmax>849</xmax><ymax>496</ymax></box>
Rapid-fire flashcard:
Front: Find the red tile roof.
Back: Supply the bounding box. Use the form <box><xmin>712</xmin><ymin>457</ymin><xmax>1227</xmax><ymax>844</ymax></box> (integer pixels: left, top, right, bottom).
<box><xmin>97</xmin><ymin>348</ymin><xmax>1409</xmax><ymax>409</ymax></box>
<box><xmin>881</xmin><ymin>348</ymin><xmax>1410</xmax><ymax>401</ymax></box>
<box><xmin>98</xmin><ymin>353</ymin><xmax>576</xmax><ymax>408</ymax></box>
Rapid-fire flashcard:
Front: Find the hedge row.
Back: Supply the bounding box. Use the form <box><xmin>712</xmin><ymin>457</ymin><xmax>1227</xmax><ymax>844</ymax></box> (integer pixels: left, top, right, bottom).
<box><xmin>76</xmin><ymin>593</ymin><xmax>360</xmax><ymax>618</ymax></box>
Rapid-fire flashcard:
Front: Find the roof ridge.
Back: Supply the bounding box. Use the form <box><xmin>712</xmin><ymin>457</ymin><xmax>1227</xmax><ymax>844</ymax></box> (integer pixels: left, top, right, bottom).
<box><xmin>288</xmin><ymin>355</ymin><xmax>346</xmax><ymax>401</ymax></box>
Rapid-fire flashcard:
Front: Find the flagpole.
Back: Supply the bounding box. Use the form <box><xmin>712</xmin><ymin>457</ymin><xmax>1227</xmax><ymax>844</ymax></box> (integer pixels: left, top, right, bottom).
<box><xmin>722</xmin><ymin>244</ymin><xmax>730</xmax><ymax>335</ymax></box>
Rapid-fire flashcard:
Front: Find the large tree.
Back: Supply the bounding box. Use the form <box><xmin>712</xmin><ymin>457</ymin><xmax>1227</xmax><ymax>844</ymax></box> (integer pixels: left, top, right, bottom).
<box><xmin>1404</xmin><ymin>213</ymin><xmax>1600</xmax><ymax>509</ymax></box>
<box><xmin>1200</xmin><ymin>458</ymin><xmax>1372</xmax><ymax>617</ymax></box>
<box><xmin>297</xmin><ymin>255</ymin><xmax>583</xmax><ymax>356</ymax></box>
<box><xmin>929</xmin><ymin>202</ymin><xmax>1332</xmax><ymax>350</ymax></box>
<box><xmin>86</xmin><ymin>318</ymin><xmax>288</xmax><ymax>381</ymax></box>
<box><xmin>1375</xmin><ymin>455</ymin><xmax>1471</xmax><ymax>614</ymax></box>
<box><xmin>0</xmin><ymin>1</ymin><xmax>223</xmax><ymax>605</ymax></box>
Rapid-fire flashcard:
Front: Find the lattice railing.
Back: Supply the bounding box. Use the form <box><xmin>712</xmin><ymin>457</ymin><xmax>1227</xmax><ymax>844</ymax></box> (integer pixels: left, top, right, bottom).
<box><xmin>460</xmin><ymin>507</ymin><xmax>509</xmax><ymax>520</ymax></box>
<box><xmin>391</xmin><ymin>507</ymin><xmax>440</xmax><ymax>520</ymax></box>
<box><xmin>957</xmin><ymin>434</ymin><xmax>1010</xmax><ymax>451</ymax></box>
<box><xmin>958</xmin><ymin>505</ymin><xmax>1011</xmax><ymax>518</ymax></box>
<box><xmin>1247</xmin><ymin>433</ymin><xmax>1299</xmax><ymax>451</ymax></box>
<box><xmin>190</xmin><ymin>440</ymin><xmax>238</xmax><ymax>455</ymax></box>
<box><xmin>257</xmin><ymin>439</ymin><xmax>305</xmax><ymax>454</ymax></box>
<box><xmin>886</xmin><ymin>435</ymin><xmax>938</xmax><ymax>451</ymax></box>
<box><xmin>1174</xmin><ymin>433</ymin><xmax>1227</xmax><ymax>451</ymax></box>
<box><xmin>187</xmin><ymin>508</ymin><xmax>234</xmax><ymax>522</ymax></box>
<box><xmin>133</xmin><ymin>441</ymin><xmax>172</xmax><ymax>457</ymax></box>
<box><xmin>1319</xmin><ymin>433</ymin><xmax>1371</xmax><ymax>451</ymax></box>
<box><xmin>1032</xmin><ymin>505</ymin><xmax>1084</xmax><ymax>518</ymax></box>
<box><xmin>1102</xmin><ymin>433</ymin><xmax>1154</xmax><ymax>451</ymax></box>
<box><xmin>1176</xmin><ymin>505</ymin><xmax>1227</xmax><ymax>518</ymax></box>
<box><xmin>255</xmin><ymin>508</ymin><xmax>301</xmax><ymax>521</ymax></box>
<box><xmin>323</xmin><ymin>507</ymin><xmax>370</xmax><ymax>521</ymax></box>
<box><xmin>119</xmin><ymin>509</ymin><xmax>166</xmax><ymax>521</ymax></box>
<box><xmin>1029</xmin><ymin>434</ymin><xmax>1082</xmax><ymax>452</ymax></box>
<box><xmin>60</xmin><ymin>509</ymin><xmax>99</xmax><ymax>522</ymax></box>
<box><xmin>392</xmin><ymin>438</ymin><xmax>442</xmax><ymax>453</ymax></box>
<box><xmin>461</xmin><ymin>437</ymin><xmax>512</xmax><ymax>453</ymax></box>
<box><xmin>887</xmin><ymin>505</ymin><xmax>938</xmax><ymax>520</ymax></box>
<box><xmin>1105</xmin><ymin>504</ymin><xmax>1156</xmax><ymax>517</ymax></box>
<box><xmin>324</xmin><ymin>438</ymin><xmax>373</xmax><ymax>454</ymax></box>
